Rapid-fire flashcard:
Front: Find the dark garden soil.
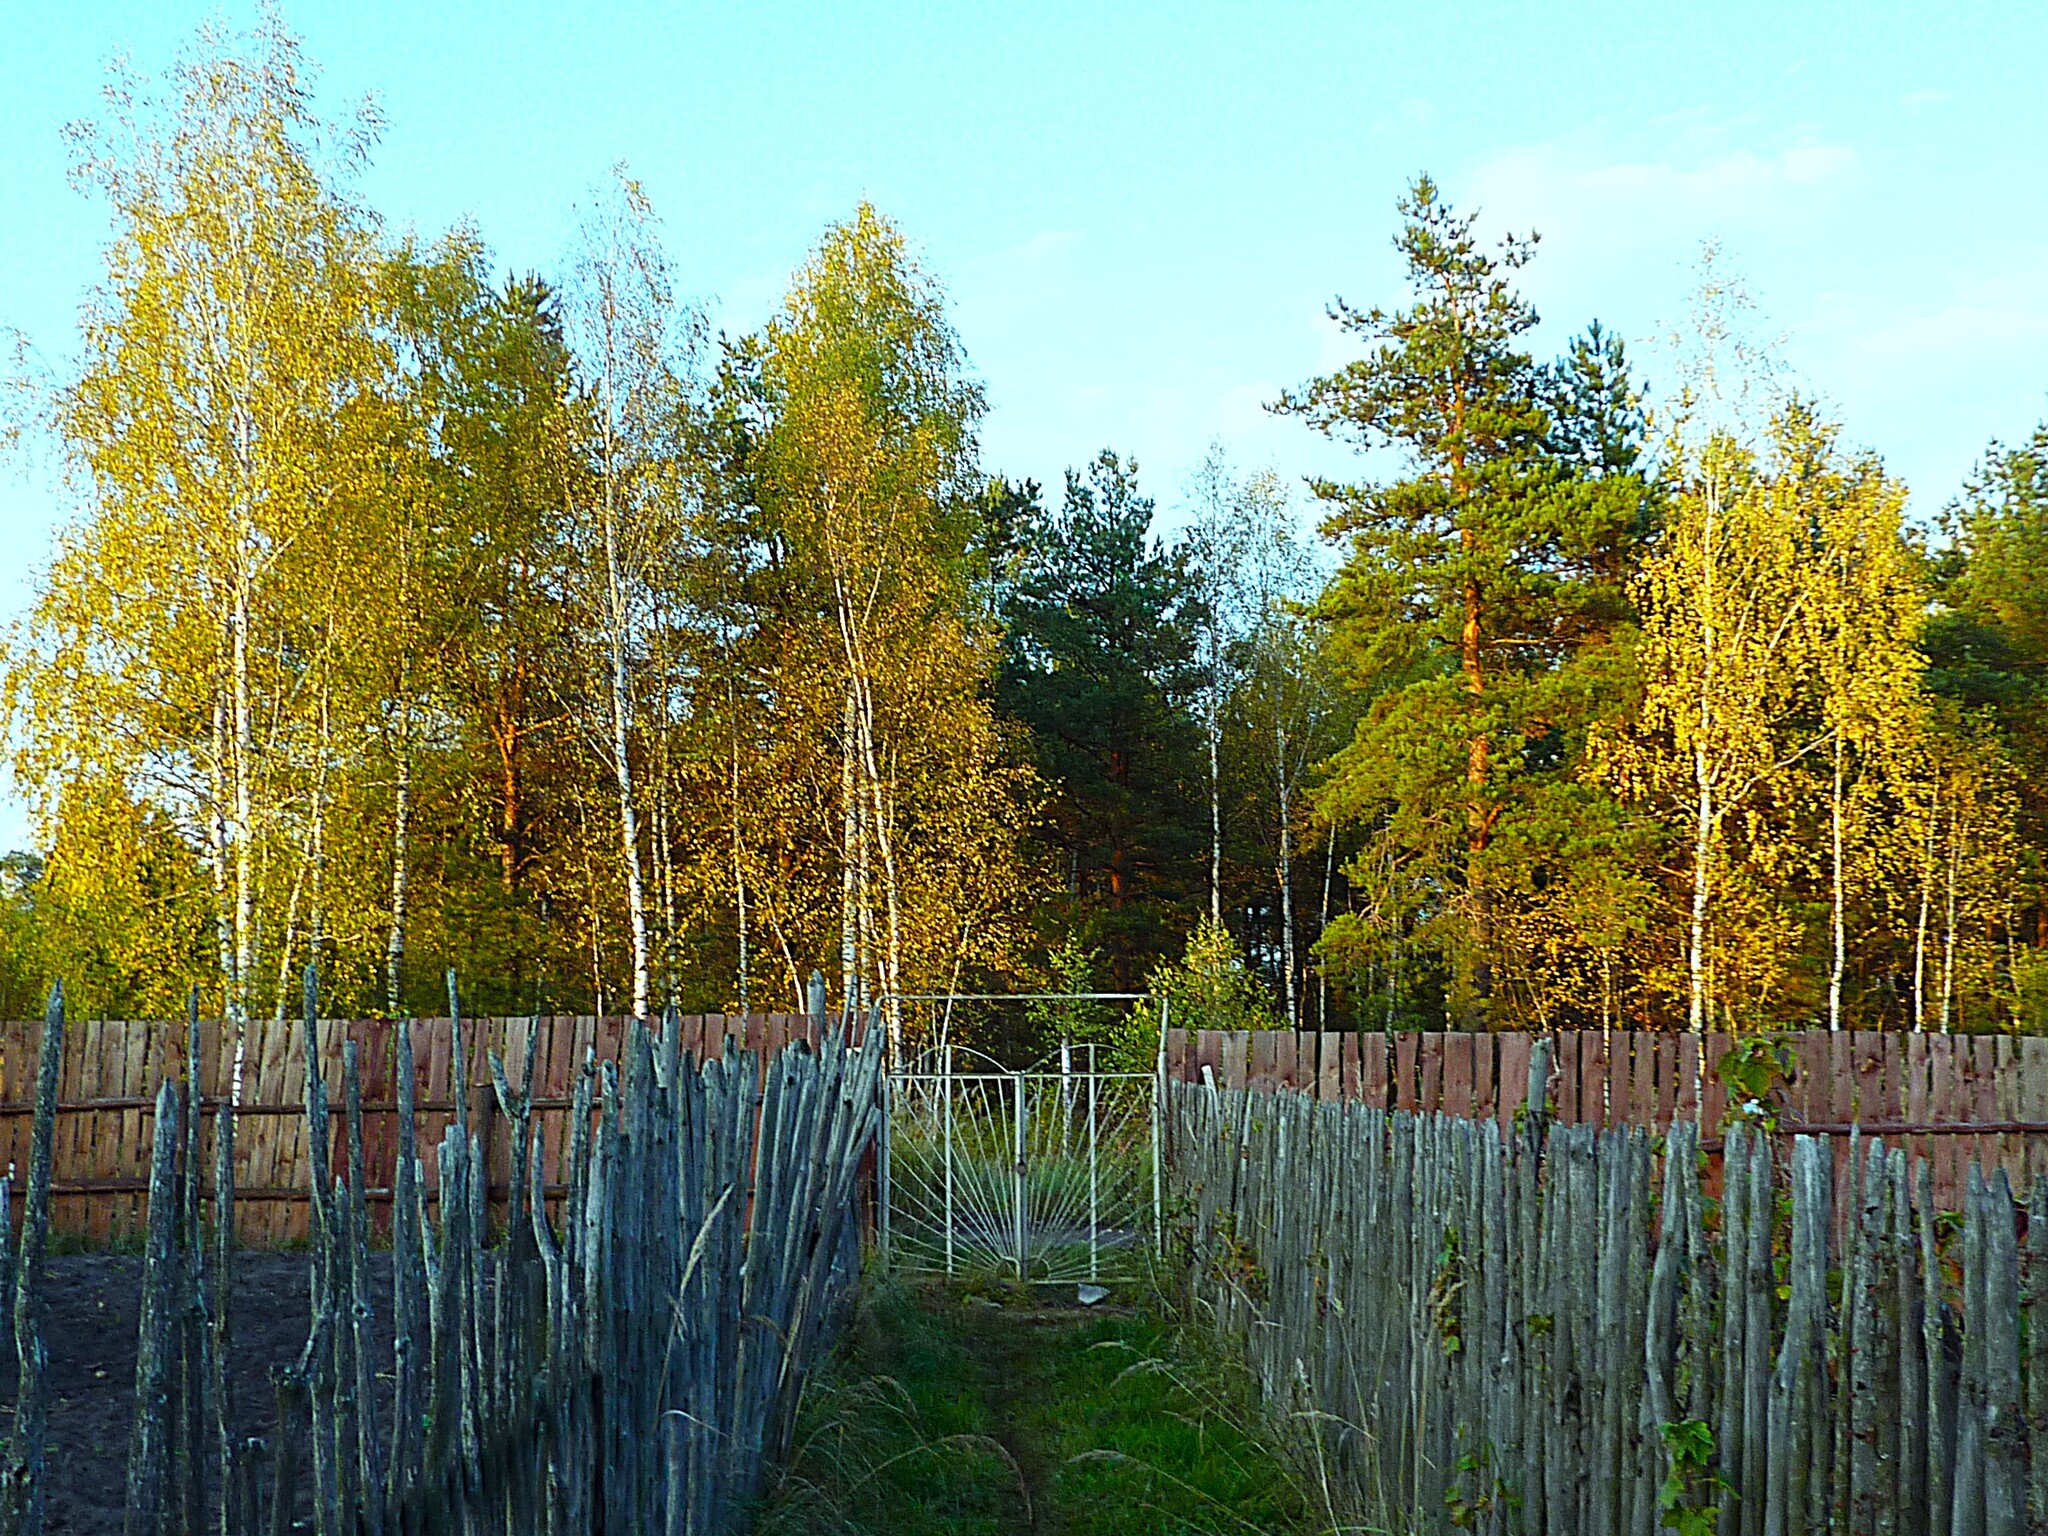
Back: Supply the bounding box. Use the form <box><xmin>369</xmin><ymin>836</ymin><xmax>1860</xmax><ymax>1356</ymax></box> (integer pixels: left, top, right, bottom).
<box><xmin>0</xmin><ymin>1251</ymin><xmax>395</xmax><ymax>1536</ymax></box>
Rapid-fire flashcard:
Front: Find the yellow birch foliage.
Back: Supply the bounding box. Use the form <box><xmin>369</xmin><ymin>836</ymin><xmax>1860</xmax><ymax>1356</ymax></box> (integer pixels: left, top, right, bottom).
<box><xmin>747</xmin><ymin>206</ymin><xmax>1040</xmax><ymax>1026</ymax></box>
<box><xmin>7</xmin><ymin>20</ymin><xmax>394</xmax><ymax>1024</ymax></box>
<box><xmin>1596</xmin><ymin>427</ymin><xmax>1825</xmax><ymax>1029</ymax></box>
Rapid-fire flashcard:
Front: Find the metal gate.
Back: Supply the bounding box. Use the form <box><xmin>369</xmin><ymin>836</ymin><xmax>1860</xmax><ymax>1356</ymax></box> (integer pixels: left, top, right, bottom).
<box><xmin>880</xmin><ymin>1039</ymin><xmax>1160</xmax><ymax>1283</ymax></box>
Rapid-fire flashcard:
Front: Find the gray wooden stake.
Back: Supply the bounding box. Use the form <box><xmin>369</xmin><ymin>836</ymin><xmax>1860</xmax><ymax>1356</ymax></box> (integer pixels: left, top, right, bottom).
<box><xmin>1981</xmin><ymin>1169</ymin><xmax>2024</xmax><ymax>1536</ymax></box>
<box><xmin>1</xmin><ymin>982</ymin><xmax>64</xmax><ymax>1536</ymax></box>
<box><xmin>125</xmin><ymin>1080</ymin><xmax>183</xmax><ymax>1534</ymax></box>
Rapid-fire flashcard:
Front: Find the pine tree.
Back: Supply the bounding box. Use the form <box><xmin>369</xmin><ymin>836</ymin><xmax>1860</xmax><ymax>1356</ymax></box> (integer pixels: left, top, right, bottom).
<box><xmin>1283</xmin><ymin>177</ymin><xmax>1654</xmax><ymax>1024</ymax></box>
<box><xmin>998</xmin><ymin>452</ymin><xmax>1202</xmax><ymax>986</ymax></box>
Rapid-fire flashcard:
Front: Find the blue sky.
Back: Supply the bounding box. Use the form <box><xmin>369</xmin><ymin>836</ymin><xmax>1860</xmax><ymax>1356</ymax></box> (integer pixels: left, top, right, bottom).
<box><xmin>5</xmin><ymin>2</ymin><xmax>2048</xmax><ymax>846</ymax></box>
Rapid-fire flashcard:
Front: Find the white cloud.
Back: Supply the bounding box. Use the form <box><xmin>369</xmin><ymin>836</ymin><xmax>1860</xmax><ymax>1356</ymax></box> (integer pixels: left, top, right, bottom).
<box><xmin>1820</xmin><ymin>268</ymin><xmax>2048</xmax><ymax>370</ymax></box>
<box><xmin>960</xmin><ymin>228</ymin><xmax>1083</xmax><ymax>290</ymax></box>
<box><xmin>1438</xmin><ymin>118</ymin><xmax>2048</xmax><ymax>502</ymax></box>
<box><xmin>1460</xmin><ymin>127</ymin><xmax>1861</xmax><ymax>259</ymax></box>
<box><xmin>1781</xmin><ymin>144</ymin><xmax>1855</xmax><ymax>184</ymax></box>
<box><xmin>1797</xmin><ymin>264</ymin><xmax>2048</xmax><ymax>490</ymax></box>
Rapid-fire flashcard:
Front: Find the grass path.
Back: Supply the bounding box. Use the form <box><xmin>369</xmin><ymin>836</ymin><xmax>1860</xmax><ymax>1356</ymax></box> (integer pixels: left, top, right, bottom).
<box><xmin>755</xmin><ymin>1279</ymin><xmax>1327</xmax><ymax>1536</ymax></box>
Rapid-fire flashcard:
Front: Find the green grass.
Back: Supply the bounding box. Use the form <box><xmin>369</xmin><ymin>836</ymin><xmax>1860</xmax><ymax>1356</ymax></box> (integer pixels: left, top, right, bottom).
<box><xmin>1021</xmin><ymin>1310</ymin><xmax>1322</xmax><ymax>1535</ymax></box>
<box><xmin>756</xmin><ymin>1278</ymin><xmax>1021</xmax><ymax>1535</ymax></box>
<box><xmin>756</xmin><ymin>1274</ymin><xmax>1331</xmax><ymax>1536</ymax></box>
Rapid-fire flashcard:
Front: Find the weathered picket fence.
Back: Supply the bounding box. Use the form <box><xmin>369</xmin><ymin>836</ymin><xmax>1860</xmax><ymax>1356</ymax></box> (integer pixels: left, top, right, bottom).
<box><xmin>1171</xmin><ymin>1059</ymin><xmax>2048</xmax><ymax>1536</ymax></box>
<box><xmin>0</xmin><ymin>978</ymin><xmax>881</xmax><ymax>1534</ymax></box>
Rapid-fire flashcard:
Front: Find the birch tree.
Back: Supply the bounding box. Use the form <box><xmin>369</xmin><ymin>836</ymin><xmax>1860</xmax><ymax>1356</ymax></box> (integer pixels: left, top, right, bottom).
<box><xmin>1792</xmin><ymin>407</ymin><xmax>1924</xmax><ymax>1031</ymax></box>
<box><xmin>1229</xmin><ymin>475</ymin><xmax>1330</xmax><ymax>1025</ymax></box>
<box><xmin>1184</xmin><ymin>446</ymin><xmax>1254</xmax><ymax>927</ymax></box>
<box><xmin>754</xmin><ymin>204</ymin><xmax>1034</xmax><ymax>1050</ymax></box>
<box><xmin>1608</xmin><ymin>427</ymin><xmax>1828</xmax><ymax>1032</ymax></box>
<box><xmin>562</xmin><ymin>168</ymin><xmax>695</xmax><ymax>1021</ymax></box>
<box><xmin>10</xmin><ymin>21</ymin><xmax>388</xmax><ymax>1045</ymax></box>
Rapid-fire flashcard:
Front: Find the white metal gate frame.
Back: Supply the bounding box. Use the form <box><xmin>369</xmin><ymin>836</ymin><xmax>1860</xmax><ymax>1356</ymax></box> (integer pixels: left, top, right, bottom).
<box><xmin>876</xmin><ymin>993</ymin><xmax>1168</xmax><ymax>1283</ymax></box>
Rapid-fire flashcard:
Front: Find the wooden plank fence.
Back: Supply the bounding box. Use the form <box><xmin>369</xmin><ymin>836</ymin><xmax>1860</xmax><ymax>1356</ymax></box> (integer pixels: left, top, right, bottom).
<box><xmin>1166</xmin><ymin>1026</ymin><xmax>2048</xmax><ymax>1210</ymax></box>
<box><xmin>0</xmin><ymin>1011</ymin><xmax>864</xmax><ymax>1246</ymax></box>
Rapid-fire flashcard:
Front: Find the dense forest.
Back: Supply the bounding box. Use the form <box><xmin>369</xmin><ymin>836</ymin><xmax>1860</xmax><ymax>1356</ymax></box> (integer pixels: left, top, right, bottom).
<box><xmin>4</xmin><ymin>24</ymin><xmax>2048</xmax><ymax>1040</ymax></box>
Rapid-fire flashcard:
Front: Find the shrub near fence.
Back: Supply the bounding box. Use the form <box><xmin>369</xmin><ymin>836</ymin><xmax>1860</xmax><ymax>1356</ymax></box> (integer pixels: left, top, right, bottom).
<box><xmin>0</xmin><ymin>982</ymin><xmax>883</xmax><ymax>1534</ymax></box>
<box><xmin>0</xmin><ymin>1009</ymin><xmax>861</xmax><ymax>1246</ymax></box>
<box><xmin>1170</xmin><ymin>1059</ymin><xmax>2047</xmax><ymax>1536</ymax></box>
<box><xmin>1166</xmin><ymin>1026</ymin><xmax>2048</xmax><ymax>1211</ymax></box>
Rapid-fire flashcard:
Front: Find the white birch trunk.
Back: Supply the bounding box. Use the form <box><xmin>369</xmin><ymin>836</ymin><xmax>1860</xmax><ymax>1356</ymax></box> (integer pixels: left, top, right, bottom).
<box><xmin>273</xmin><ymin>843</ymin><xmax>307</xmax><ymax>1025</ymax></box>
<box><xmin>1940</xmin><ymin>803</ymin><xmax>1960</xmax><ymax>1033</ymax></box>
<box><xmin>840</xmin><ymin>690</ymin><xmax>858</xmax><ymax>1015</ymax></box>
<box><xmin>1913</xmin><ymin>775</ymin><xmax>1938</xmax><ymax>1031</ymax></box>
<box><xmin>1208</xmin><ymin>681</ymin><xmax>1223</xmax><ymax>927</ymax></box>
<box><xmin>384</xmin><ymin>704</ymin><xmax>412</xmax><ymax>1019</ymax></box>
<box><xmin>867</xmin><ymin>754</ymin><xmax>903</xmax><ymax>1059</ymax></box>
<box><xmin>1689</xmin><ymin>745</ymin><xmax>1713</xmax><ymax>1037</ymax></box>
<box><xmin>854</xmin><ymin>688</ymin><xmax>903</xmax><ymax>1055</ymax></box>
<box><xmin>732</xmin><ymin>731</ymin><xmax>750</xmax><ymax>1017</ymax></box>
<box><xmin>1829</xmin><ymin>731</ymin><xmax>1844</xmax><ymax>1033</ymax></box>
<box><xmin>230</xmin><ymin>577</ymin><xmax>255</xmax><ymax>1039</ymax></box>
<box><xmin>602</xmin><ymin>522</ymin><xmax>650</xmax><ymax>1021</ymax></box>
<box><xmin>208</xmin><ymin>697</ymin><xmax>234</xmax><ymax>1019</ymax></box>
<box><xmin>590</xmin><ymin>231</ymin><xmax>652</xmax><ymax>1024</ymax></box>
<box><xmin>655</xmin><ymin>752</ymin><xmax>678</xmax><ymax>1002</ymax></box>
<box><xmin>1275</xmin><ymin>716</ymin><xmax>1297</xmax><ymax>1029</ymax></box>
<box><xmin>309</xmin><ymin>689</ymin><xmax>329</xmax><ymax>997</ymax></box>
<box><xmin>1687</xmin><ymin>476</ymin><xmax>1720</xmax><ymax>1037</ymax></box>
<box><xmin>1317</xmin><ymin>823</ymin><xmax>1335</xmax><ymax>1031</ymax></box>
<box><xmin>855</xmin><ymin>786</ymin><xmax>873</xmax><ymax>1016</ymax></box>
<box><xmin>611</xmin><ymin>656</ymin><xmax>648</xmax><ymax>1022</ymax></box>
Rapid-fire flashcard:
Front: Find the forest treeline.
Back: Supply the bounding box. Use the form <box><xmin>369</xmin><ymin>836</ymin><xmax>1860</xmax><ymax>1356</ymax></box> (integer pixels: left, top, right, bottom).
<box><xmin>4</xmin><ymin>23</ymin><xmax>2048</xmax><ymax>1038</ymax></box>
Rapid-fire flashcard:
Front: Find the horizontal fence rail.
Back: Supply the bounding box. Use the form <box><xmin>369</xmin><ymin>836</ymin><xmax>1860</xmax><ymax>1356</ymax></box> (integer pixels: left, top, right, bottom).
<box><xmin>1166</xmin><ymin>1026</ymin><xmax>2048</xmax><ymax>1212</ymax></box>
<box><xmin>0</xmin><ymin>1011</ymin><xmax>867</xmax><ymax>1246</ymax></box>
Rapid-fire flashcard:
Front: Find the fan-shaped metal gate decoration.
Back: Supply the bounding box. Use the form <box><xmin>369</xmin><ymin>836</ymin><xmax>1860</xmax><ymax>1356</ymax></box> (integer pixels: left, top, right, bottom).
<box><xmin>880</xmin><ymin>1035</ymin><xmax>1161</xmax><ymax>1283</ymax></box>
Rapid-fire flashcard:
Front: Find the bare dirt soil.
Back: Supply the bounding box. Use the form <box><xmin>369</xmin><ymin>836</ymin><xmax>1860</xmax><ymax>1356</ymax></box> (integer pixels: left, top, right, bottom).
<box><xmin>0</xmin><ymin>1251</ymin><xmax>394</xmax><ymax>1536</ymax></box>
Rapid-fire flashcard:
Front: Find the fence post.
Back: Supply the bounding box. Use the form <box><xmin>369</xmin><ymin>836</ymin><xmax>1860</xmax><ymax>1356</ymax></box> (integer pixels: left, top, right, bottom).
<box><xmin>1088</xmin><ymin>1043</ymin><xmax>1099</xmax><ymax>1283</ymax></box>
<box><xmin>176</xmin><ymin>987</ymin><xmax>206</xmax><ymax>1536</ymax></box>
<box><xmin>124</xmin><ymin>1079</ymin><xmax>181</xmax><ymax>1533</ymax></box>
<box><xmin>1527</xmin><ymin>1034</ymin><xmax>1554</xmax><ymax>1143</ymax></box>
<box><xmin>1013</xmin><ymin>1071</ymin><xmax>1028</xmax><ymax>1283</ymax></box>
<box><xmin>1</xmin><ymin>981</ymin><xmax>64</xmax><ymax>1536</ymax></box>
<box><xmin>877</xmin><ymin>1071</ymin><xmax>892</xmax><ymax>1266</ymax></box>
<box><xmin>943</xmin><ymin>1044</ymin><xmax>955</xmax><ymax>1276</ymax></box>
<box><xmin>1152</xmin><ymin>999</ymin><xmax>1167</xmax><ymax>1256</ymax></box>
